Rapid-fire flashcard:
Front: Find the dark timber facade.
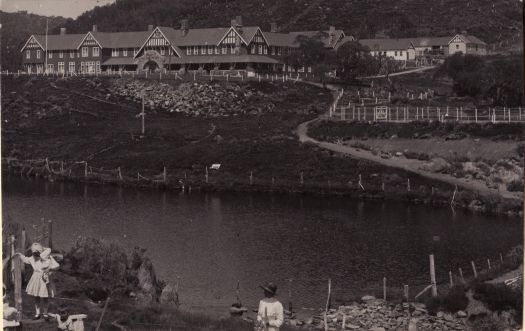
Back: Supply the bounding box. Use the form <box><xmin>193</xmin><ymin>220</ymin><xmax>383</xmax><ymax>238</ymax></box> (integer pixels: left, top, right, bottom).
<box><xmin>21</xmin><ymin>17</ymin><xmax>351</xmax><ymax>74</ymax></box>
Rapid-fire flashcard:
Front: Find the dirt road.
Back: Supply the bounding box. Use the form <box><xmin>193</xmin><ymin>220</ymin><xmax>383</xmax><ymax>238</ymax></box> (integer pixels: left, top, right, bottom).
<box><xmin>296</xmin><ymin>118</ymin><xmax>522</xmax><ymax>201</ymax></box>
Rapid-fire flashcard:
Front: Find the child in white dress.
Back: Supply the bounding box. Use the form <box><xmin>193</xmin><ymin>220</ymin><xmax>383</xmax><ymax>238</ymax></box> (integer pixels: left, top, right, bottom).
<box><xmin>256</xmin><ymin>282</ymin><xmax>284</xmax><ymax>331</ymax></box>
<box><xmin>15</xmin><ymin>242</ymin><xmax>54</xmax><ymax>320</ymax></box>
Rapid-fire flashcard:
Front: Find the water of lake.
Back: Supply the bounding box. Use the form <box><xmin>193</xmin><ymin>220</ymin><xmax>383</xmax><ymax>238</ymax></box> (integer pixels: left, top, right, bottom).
<box><xmin>2</xmin><ymin>176</ymin><xmax>522</xmax><ymax>316</ymax></box>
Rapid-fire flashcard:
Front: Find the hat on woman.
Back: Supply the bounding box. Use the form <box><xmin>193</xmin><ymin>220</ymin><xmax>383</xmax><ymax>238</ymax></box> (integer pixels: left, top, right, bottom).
<box><xmin>31</xmin><ymin>243</ymin><xmax>43</xmax><ymax>253</ymax></box>
<box><xmin>259</xmin><ymin>282</ymin><xmax>277</xmax><ymax>295</ymax></box>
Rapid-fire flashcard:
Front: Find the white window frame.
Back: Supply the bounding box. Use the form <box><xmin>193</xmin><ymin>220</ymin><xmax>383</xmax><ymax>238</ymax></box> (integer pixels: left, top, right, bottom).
<box><xmin>59</xmin><ymin>51</ymin><xmax>64</xmax><ymax>58</ymax></box>
<box><xmin>222</xmin><ymin>45</ymin><xmax>227</xmax><ymax>54</ymax></box>
<box><xmin>96</xmin><ymin>61</ymin><xmax>101</xmax><ymax>73</ymax></box>
<box><xmin>26</xmin><ymin>50</ymin><xmax>30</xmax><ymax>59</ymax></box>
<box><xmin>207</xmin><ymin>46</ymin><xmax>213</xmax><ymax>54</ymax></box>
<box><xmin>70</xmin><ymin>50</ymin><xmax>75</xmax><ymax>58</ymax></box>
<box><xmin>111</xmin><ymin>49</ymin><xmax>118</xmax><ymax>57</ymax></box>
<box><xmin>58</xmin><ymin>62</ymin><xmax>65</xmax><ymax>73</ymax></box>
<box><xmin>186</xmin><ymin>47</ymin><xmax>191</xmax><ymax>55</ymax></box>
<box><xmin>49</xmin><ymin>52</ymin><xmax>53</xmax><ymax>59</ymax></box>
<box><xmin>123</xmin><ymin>49</ymin><xmax>128</xmax><ymax>57</ymax></box>
<box><xmin>47</xmin><ymin>64</ymin><xmax>54</xmax><ymax>72</ymax></box>
<box><xmin>201</xmin><ymin>46</ymin><xmax>206</xmax><ymax>55</ymax></box>
<box><xmin>69</xmin><ymin>62</ymin><xmax>75</xmax><ymax>73</ymax></box>
<box><xmin>169</xmin><ymin>48</ymin><xmax>173</xmax><ymax>55</ymax></box>
<box><xmin>82</xmin><ymin>47</ymin><xmax>88</xmax><ymax>57</ymax></box>
<box><xmin>259</xmin><ymin>45</ymin><xmax>263</xmax><ymax>54</ymax></box>
<box><xmin>193</xmin><ymin>46</ymin><xmax>199</xmax><ymax>55</ymax></box>
<box><xmin>215</xmin><ymin>47</ymin><xmax>220</xmax><ymax>55</ymax></box>
<box><xmin>36</xmin><ymin>50</ymin><xmax>41</xmax><ymax>59</ymax></box>
<box><xmin>251</xmin><ymin>44</ymin><xmax>256</xmax><ymax>54</ymax></box>
<box><xmin>277</xmin><ymin>47</ymin><xmax>282</xmax><ymax>56</ymax></box>
<box><xmin>271</xmin><ymin>47</ymin><xmax>275</xmax><ymax>55</ymax></box>
<box><xmin>93</xmin><ymin>47</ymin><xmax>100</xmax><ymax>57</ymax></box>
<box><xmin>160</xmin><ymin>48</ymin><xmax>165</xmax><ymax>55</ymax></box>
<box><xmin>230</xmin><ymin>45</ymin><xmax>235</xmax><ymax>54</ymax></box>
<box><xmin>263</xmin><ymin>46</ymin><xmax>268</xmax><ymax>54</ymax></box>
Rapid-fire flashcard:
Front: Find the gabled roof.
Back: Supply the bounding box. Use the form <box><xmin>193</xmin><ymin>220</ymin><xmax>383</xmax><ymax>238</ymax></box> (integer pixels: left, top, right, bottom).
<box><xmin>409</xmin><ymin>36</ymin><xmax>453</xmax><ymax>47</ymax></box>
<box><xmin>33</xmin><ymin>34</ymin><xmax>85</xmax><ymax>51</ymax></box>
<box><xmin>359</xmin><ymin>38</ymin><xmax>415</xmax><ymax>51</ymax></box>
<box><xmin>92</xmin><ymin>31</ymin><xmax>151</xmax><ymax>48</ymax></box>
<box><xmin>334</xmin><ymin>36</ymin><xmax>358</xmax><ymax>50</ymax></box>
<box><xmin>20</xmin><ymin>35</ymin><xmax>45</xmax><ymax>52</ymax></box>
<box><xmin>241</xmin><ymin>27</ymin><xmax>269</xmax><ymax>45</ymax></box>
<box><xmin>450</xmin><ymin>34</ymin><xmax>486</xmax><ymax>45</ymax></box>
<box><xmin>263</xmin><ymin>32</ymin><xmax>296</xmax><ymax>47</ymax></box>
<box><xmin>163</xmin><ymin>26</ymin><xmax>231</xmax><ymax>46</ymax></box>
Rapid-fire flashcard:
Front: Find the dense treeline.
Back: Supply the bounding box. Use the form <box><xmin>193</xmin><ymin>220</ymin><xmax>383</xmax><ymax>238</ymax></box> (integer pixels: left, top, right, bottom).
<box><xmin>1</xmin><ymin>0</ymin><xmax>522</xmax><ymax>71</ymax></box>
<box><xmin>0</xmin><ymin>11</ymin><xmax>67</xmax><ymax>71</ymax></box>
<box><xmin>435</xmin><ymin>53</ymin><xmax>524</xmax><ymax>106</ymax></box>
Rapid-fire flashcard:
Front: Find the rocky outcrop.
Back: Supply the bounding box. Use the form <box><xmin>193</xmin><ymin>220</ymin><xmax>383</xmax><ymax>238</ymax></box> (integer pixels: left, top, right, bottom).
<box><xmin>300</xmin><ymin>297</ymin><xmax>469</xmax><ymax>331</ymax></box>
<box><xmin>110</xmin><ymin>79</ymin><xmax>276</xmax><ymax>117</ymax></box>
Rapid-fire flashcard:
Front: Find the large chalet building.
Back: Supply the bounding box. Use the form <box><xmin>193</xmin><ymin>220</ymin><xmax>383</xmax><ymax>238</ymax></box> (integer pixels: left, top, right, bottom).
<box><xmin>21</xmin><ymin>17</ymin><xmax>349</xmax><ymax>74</ymax></box>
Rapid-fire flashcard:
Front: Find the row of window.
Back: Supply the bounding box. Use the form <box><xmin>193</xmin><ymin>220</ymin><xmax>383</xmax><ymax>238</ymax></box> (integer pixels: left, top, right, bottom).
<box><xmin>26</xmin><ymin>47</ymin><xmax>100</xmax><ymax>60</ymax></box>
<box><xmin>371</xmin><ymin>51</ymin><xmax>404</xmax><ymax>57</ymax></box>
<box><xmin>184</xmin><ymin>45</ymin><xmax>285</xmax><ymax>56</ymax></box>
<box><xmin>45</xmin><ymin>61</ymin><xmax>101</xmax><ymax>73</ymax></box>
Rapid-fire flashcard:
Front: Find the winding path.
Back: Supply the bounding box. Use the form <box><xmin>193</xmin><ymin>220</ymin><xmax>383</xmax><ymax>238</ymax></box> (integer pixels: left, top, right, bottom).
<box><xmin>295</xmin><ymin>108</ymin><xmax>522</xmax><ymax>202</ymax></box>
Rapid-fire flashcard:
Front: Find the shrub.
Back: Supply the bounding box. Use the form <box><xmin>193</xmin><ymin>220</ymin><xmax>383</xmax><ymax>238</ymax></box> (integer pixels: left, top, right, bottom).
<box><xmin>506</xmin><ymin>180</ymin><xmax>523</xmax><ymax>192</ymax></box>
<box><xmin>424</xmin><ymin>285</ymin><xmax>469</xmax><ymax>315</ymax></box>
<box><xmin>474</xmin><ymin>283</ymin><xmax>522</xmax><ymax>323</ymax></box>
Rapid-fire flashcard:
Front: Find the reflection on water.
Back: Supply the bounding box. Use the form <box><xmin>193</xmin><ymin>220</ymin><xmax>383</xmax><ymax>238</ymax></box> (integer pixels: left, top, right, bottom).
<box><xmin>2</xmin><ymin>176</ymin><xmax>522</xmax><ymax>314</ymax></box>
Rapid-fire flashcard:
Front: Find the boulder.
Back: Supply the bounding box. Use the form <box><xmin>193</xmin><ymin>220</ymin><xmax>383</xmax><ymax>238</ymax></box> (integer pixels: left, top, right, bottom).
<box><xmin>419</xmin><ymin>158</ymin><xmax>451</xmax><ymax>173</ymax></box>
<box><xmin>136</xmin><ymin>257</ymin><xmax>159</xmax><ymax>304</ymax></box>
<box><xmin>159</xmin><ymin>283</ymin><xmax>179</xmax><ymax>306</ymax></box>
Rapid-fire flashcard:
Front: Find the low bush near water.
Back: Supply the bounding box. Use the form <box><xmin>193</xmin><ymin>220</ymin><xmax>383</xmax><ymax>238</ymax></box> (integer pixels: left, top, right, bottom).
<box><xmin>474</xmin><ymin>283</ymin><xmax>522</xmax><ymax>318</ymax></box>
<box><xmin>424</xmin><ymin>285</ymin><xmax>469</xmax><ymax>315</ymax></box>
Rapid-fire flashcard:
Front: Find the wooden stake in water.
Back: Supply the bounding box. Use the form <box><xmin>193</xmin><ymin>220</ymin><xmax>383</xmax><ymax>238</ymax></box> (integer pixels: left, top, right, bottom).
<box><xmin>84</xmin><ymin>161</ymin><xmax>88</xmax><ymax>178</ymax></box>
<box><xmin>140</xmin><ymin>95</ymin><xmax>146</xmax><ymax>135</ymax></box>
<box><xmin>383</xmin><ymin>277</ymin><xmax>387</xmax><ymax>300</ymax></box>
<box><xmin>300</xmin><ymin>172</ymin><xmax>304</xmax><ymax>186</ymax></box>
<box><xmin>205</xmin><ymin>167</ymin><xmax>209</xmax><ymax>184</ymax></box>
<box><xmin>459</xmin><ymin>267</ymin><xmax>465</xmax><ymax>284</ymax></box>
<box><xmin>430</xmin><ymin>254</ymin><xmax>437</xmax><ymax>297</ymax></box>
<box><xmin>288</xmin><ymin>279</ymin><xmax>293</xmax><ymax>314</ymax></box>
<box><xmin>449</xmin><ymin>271</ymin><xmax>454</xmax><ymax>288</ymax></box>
<box><xmin>250</xmin><ymin>171</ymin><xmax>253</xmax><ymax>185</ymax></box>
<box><xmin>487</xmin><ymin>259</ymin><xmax>491</xmax><ymax>270</ymax></box>
<box><xmin>500</xmin><ymin>253</ymin><xmax>504</xmax><ymax>264</ymax></box>
<box><xmin>471</xmin><ymin>261</ymin><xmax>478</xmax><ymax>279</ymax></box>
<box><xmin>324</xmin><ymin>279</ymin><xmax>331</xmax><ymax>331</ymax></box>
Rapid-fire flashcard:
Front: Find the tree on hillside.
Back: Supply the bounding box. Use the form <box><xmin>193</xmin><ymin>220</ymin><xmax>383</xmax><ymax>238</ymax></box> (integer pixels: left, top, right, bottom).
<box><xmin>282</xmin><ymin>33</ymin><xmax>335</xmax><ymax>86</ymax></box>
<box><xmin>334</xmin><ymin>41</ymin><xmax>379</xmax><ymax>82</ymax></box>
<box><xmin>435</xmin><ymin>53</ymin><xmax>523</xmax><ymax>106</ymax></box>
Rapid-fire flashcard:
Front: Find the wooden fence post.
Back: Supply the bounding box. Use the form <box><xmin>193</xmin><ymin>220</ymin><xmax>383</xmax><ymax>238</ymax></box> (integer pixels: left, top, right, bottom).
<box><xmin>430</xmin><ymin>254</ymin><xmax>437</xmax><ymax>297</ymax></box>
<box><xmin>205</xmin><ymin>167</ymin><xmax>209</xmax><ymax>184</ymax></box>
<box><xmin>163</xmin><ymin>167</ymin><xmax>167</xmax><ymax>182</ymax></box>
<box><xmin>407</xmin><ymin>179</ymin><xmax>410</xmax><ymax>192</ymax></box>
<box><xmin>250</xmin><ymin>171</ymin><xmax>253</xmax><ymax>185</ymax></box>
<box><xmin>10</xmin><ymin>235</ymin><xmax>23</xmax><ymax>315</ymax></box>
<box><xmin>458</xmin><ymin>267</ymin><xmax>465</xmax><ymax>284</ymax></box>
<box><xmin>500</xmin><ymin>253</ymin><xmax>504</xmax><ymax>264</ymax></box>
<box><xmin>383</xmin><ymin>277</ymin><xmax>387</xmax><ymax>300</ymax></box>
<box><xmin>487</xmin><ymin>259</ymin><xmax>491</xmax><ymax>270</ymax></box>
<box><xmin>324</xmin><ymin>278</ymin><xmax>331</xmax><ymax>331</ymax></box>
<box><xmin>449</xmin><ymin>271</ymin><xmax>454</xmax><ymax>287</ymax></box>
<box><xmin>288</xmin><ymin>279</ymin><xmax>293</xmax><ymax>314</ymax></box>
<box><xmin>471</xmin><ymin>261</ymin><xmax>478</xmax><ymax>279</ymax></box>
<box><xmin>47</xmin><ymin>220</ymin><xmax>53</xmax><ymax>249</ymax></box>
<box><xmin>117</xmin><ymin>167</ymin><xmax>123</xmax><ymax>181</ymax></box>
<box><xmin>84</xmin><ymin>161</ymin><xmax>88</xmax><ymax>178</ymax></box>
<box><xmin>404</xmin><ymin>285</ymin><xmax>409</xmax><ymax>302</ymax></box>
<box><xmin>300</xmin><ymin>172</ymin><xmax>304</xmax><ymax>186</ymax></box>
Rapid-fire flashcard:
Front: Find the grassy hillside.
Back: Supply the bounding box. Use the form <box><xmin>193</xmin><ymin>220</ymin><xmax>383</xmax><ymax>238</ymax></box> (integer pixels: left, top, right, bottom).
<box><xmin>1</xmin><ymin>0</ymin><xmax>522</xmax><ymax>70</ymax></box>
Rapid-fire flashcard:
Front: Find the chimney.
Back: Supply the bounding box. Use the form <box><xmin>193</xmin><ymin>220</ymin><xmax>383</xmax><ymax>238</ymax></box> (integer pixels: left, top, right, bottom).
<box><xmin>60</xmin><ymin>27</ymin><xmax>66</xmax><ymax>35</ymax></box>
<box><xmin>92</xmin><ymin>25</ymin><xmax>97</xmax><ymax>32</ymax></box>
<box><xmin>181</xmin><ymin>19</ymin><xmax>189</xmax><ymax>36</ymax></box>
<box><xmin>231</xmin><ymin>18</ymin><xmax>237</xmax><ymax>27</ymax></box>
<box><xmin>148</xmin><ymin>24</ymin><xmax>154</xmax><ymax>31</ymax></box>
<box><xmin>235</xmin><ymin>16</ymin><xmax>242</xmax><ymax>27</ymax></box>
<box><xmin>270</xmin><ymin>22</ymin><xmax>278</xmax><ymax>33</ymax></box>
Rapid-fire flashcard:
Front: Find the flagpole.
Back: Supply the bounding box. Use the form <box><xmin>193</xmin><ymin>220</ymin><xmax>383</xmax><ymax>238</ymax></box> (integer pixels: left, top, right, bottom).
<box><xmin>45</xmin><ymin>18</ymin><xmax>48</xmax><ymax>74</ymax></box>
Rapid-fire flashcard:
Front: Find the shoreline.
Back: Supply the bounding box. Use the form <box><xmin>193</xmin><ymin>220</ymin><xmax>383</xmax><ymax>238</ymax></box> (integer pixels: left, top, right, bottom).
<box><xmin>2</xmin><ymin>160</ymin><xmax>522</xmax><ymax>219</ymax></box>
